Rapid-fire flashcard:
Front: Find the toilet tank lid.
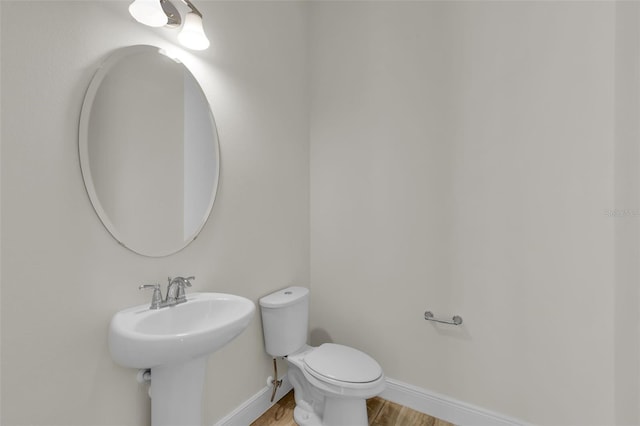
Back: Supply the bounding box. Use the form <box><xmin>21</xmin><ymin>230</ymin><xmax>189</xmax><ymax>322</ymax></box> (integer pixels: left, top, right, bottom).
<box><xmin>259</xmin><ymin>286</ymin><xmax>309</xmax><ymax>308</ymax></box>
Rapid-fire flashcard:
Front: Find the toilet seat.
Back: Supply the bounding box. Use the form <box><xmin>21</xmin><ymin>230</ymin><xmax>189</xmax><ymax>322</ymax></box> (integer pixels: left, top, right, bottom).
<box><xmin>303</xmin><ymin>343</ymin><xmax>382</xmax><ymax>385</ymax></box>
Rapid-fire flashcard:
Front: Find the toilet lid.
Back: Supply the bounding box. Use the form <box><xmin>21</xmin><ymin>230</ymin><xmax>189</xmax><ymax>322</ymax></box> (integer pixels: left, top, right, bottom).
<box><xmin>304</xmin><ymin>343</ymin><xmax>382</xmax><ymax>383</ymax></box>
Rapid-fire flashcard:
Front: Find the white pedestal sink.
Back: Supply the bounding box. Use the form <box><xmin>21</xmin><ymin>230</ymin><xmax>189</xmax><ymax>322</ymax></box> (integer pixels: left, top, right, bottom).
<box><xmin>108</xmin><ymin>292</ymin><xmax>255</xmax><ymax>426</ymax></box>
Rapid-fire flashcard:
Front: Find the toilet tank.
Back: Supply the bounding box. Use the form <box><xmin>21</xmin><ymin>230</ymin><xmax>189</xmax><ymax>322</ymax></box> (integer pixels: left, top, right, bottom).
<box><xmin>259</xmin><ymin>286</ymin><xmax>309</xmax><ymax>357</ymax></box>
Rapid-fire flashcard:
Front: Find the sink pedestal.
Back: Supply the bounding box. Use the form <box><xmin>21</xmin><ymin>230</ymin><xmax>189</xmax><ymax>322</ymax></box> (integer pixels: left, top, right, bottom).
<box><xmin>150</xmin><ymin>356</ymin><xmax>207</xmax><ymax>426</ymax></box>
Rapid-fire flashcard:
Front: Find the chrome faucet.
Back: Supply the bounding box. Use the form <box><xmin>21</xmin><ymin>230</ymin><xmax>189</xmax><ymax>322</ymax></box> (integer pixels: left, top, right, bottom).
<box><xmin>139</xmin><ymin>284</ymin><xmax>163</xmax><ymax>309</ymax></box>
<box><xmin>139</xmin><ymin>276</ymin><xmax>195</xmax><ymax>309</ymax></box>
<box><xmin>165</xmin><ymin>276</ymin><xmax>195</xmax><ymax>305</ymax></box>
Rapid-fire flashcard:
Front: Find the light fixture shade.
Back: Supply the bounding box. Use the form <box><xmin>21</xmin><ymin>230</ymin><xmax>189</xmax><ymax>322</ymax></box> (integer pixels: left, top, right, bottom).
<box><xmin>129</xmin><ymin>0</ymin><xmax>168</xmax><ymax>28</ymax></box>
<box><xmin>178</xmin><ymin>12</ymin><xmax>210</xmax><ymax>50</ymax></box>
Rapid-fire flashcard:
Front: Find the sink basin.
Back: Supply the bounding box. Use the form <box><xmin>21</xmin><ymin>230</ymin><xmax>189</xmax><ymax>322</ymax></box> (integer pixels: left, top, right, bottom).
<box><xmin>109</xmin><ymin>292</ymin><xmax>255</xmax><ymax>426</ymax></box>
<box><xmin>109</xmin><ymin>292</ymin><xmax>255</xmax><ymax>368</ymax></box>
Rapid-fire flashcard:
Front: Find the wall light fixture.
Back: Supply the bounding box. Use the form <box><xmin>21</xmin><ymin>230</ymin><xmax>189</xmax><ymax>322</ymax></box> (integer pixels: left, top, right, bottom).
<box><xmin>129</xmin><ymin>0</ymin><xmax>210</xmax><ymax>50</ymax></box>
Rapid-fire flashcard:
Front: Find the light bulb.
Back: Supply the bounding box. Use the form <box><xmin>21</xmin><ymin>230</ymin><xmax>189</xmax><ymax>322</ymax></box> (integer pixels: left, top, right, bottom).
<box><xmin>177</xmin><ymin>12</ymin><xmax>210</xmax><ymax>51</ymax></box>
<box><xmin>129</xmin><ymin>0</ymin><xmax>168</xmax><ymax>28</ymax></box>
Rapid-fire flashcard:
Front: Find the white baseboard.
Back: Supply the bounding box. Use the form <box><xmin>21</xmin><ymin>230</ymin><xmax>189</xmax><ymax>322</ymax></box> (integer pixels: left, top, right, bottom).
<box><xmin>213</xmin><ymin>377</ymin><xmax>293</xmax><ymax>426</ymax></box>
<box><xmin>380</xmin><ymin>378</ymin><xmax>530</xmax><ymax>426</ymax></box>
<box><xmin>214</xmin><ymin>376</ymin><xmax>528</xmax><ymax>426</ymax></box>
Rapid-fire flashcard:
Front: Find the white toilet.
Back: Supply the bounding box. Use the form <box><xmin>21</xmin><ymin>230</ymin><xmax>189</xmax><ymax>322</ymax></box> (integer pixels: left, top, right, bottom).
<box><xmin>259</xmin><ymin>286</ymin><xmax>385</xmax><ymax>426</ymax></box>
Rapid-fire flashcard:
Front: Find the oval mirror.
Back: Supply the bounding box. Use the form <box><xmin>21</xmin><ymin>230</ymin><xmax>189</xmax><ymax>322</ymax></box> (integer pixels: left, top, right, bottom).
<box><xmin>79</xmin><ymin>45</ymin><xmax>220</xmax><ymax>257</ymax></box>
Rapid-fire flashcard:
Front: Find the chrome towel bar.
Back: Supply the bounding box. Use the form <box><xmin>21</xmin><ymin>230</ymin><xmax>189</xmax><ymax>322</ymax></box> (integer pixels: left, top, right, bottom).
<box><xmin>424</xmin><ymin>311</ymin><xmax>463</xmax><ymax>325</ymax></box>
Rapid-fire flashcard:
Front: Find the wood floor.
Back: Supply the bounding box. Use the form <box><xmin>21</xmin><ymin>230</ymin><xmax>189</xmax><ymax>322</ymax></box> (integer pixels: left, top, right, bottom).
<box><xmin>250</xmin><ymin>391</ymin><xmax>454</xmax><ymax>426</ymax></box>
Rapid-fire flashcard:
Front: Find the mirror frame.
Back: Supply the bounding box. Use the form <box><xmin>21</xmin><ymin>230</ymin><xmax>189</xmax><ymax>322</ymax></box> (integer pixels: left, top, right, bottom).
<box><xmin>78</xmin><ymin>45</ymin><xmax>220</xmax><ymax>257</ymax></box>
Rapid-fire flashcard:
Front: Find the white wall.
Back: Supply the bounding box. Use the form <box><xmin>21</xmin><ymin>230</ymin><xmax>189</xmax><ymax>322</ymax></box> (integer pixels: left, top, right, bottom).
<box><xmin>2</xmin><ymin>1</ymin><xmax>639</xmax><ymax>426</ymax></box>
<box><xmin>0</xmin><ymin>1</ymin><xmax>309</xmax><ymax>425</ymax></box>
<box><xmin>309</xmin><ymin>2</ymin><xmax>621</xmax><ymax>425</ymax></box>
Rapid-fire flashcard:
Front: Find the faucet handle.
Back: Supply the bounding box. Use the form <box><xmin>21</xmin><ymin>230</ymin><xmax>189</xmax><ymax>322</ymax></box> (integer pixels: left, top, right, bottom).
<box><xmin>139</xmin><ymin>284</ymin><xmax>162</xmax><ymax>309</ymax></box>
<box><xmin>139</xmin><ymin>283</ymin><xmax>160</xmax><ymax>291</ymax></box>
<box><xmin>175</xmin><ymin>276</ymin><xmax>195</xmax><ymax>302</ymax></box>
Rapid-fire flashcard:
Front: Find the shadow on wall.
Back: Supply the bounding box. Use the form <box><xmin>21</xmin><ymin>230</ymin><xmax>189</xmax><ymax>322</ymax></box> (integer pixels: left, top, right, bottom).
<box><xmin>423</xmin><ymin>322</ymin><xmax>472</xmax><ymax>341</ymax></box>
<box><xmin>313</xmin><ymin>322</ymin><xmax>471</xmax><ymax>346</ymax></box>
<box><xmin>310</xmin><ymin>328</ymin><xmax>334</xmax><ymax>346</ymax></box>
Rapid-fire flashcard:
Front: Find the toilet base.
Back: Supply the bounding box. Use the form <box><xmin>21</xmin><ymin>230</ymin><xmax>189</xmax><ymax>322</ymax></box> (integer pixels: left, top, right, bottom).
<box><xmin>293</xmin><ymin>405</ymin><xmax>322</xmax><ymax>426</ymax></box>
<box><xmin>292</xmin><ymin>396</ymin><xmax>368</xmax><ymax>426</ymax></box>
<box><xmin>322</xmin><ymin>396</ymin><xmax>368</xmax><ymax>426</ymax></box>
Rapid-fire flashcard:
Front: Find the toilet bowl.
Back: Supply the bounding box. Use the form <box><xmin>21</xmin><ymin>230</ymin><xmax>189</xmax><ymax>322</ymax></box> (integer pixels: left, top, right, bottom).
<box><xmin>259</xmin><ymin>286</ymin><xmax>385</xmax><ymax>426</ymax></box>
<box><xmin>287</xmin><ymin>343</ymin><xmax>386</xmax><ymax>425</ymax></box>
